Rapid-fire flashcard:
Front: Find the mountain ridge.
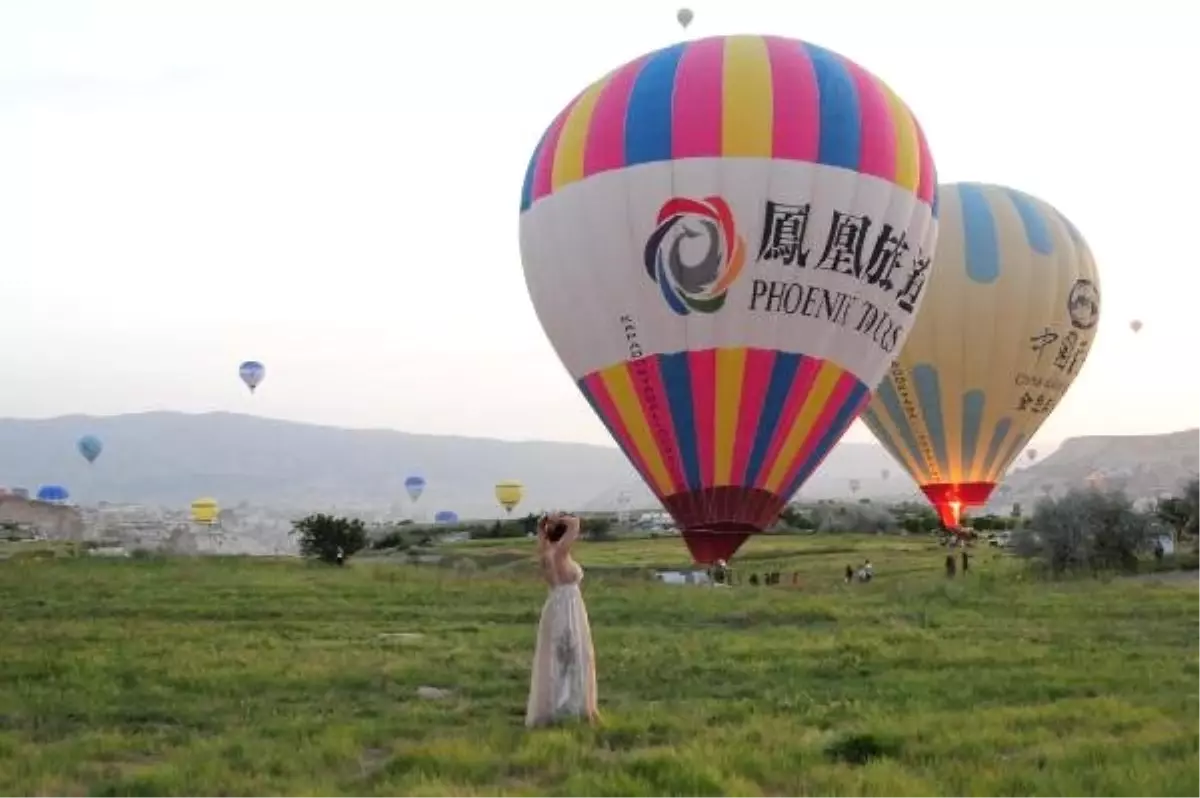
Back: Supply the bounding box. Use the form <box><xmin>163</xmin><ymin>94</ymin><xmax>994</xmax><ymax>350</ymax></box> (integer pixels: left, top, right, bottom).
<box><xmin>0</xmin><ymin>412</ymin><xmax>1194</xmax><ymax>518</ymax></box>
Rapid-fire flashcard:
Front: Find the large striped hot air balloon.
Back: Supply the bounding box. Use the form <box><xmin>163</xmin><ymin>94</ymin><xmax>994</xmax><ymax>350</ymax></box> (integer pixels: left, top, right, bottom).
<box><xmin>862</xmin><ymin>183</ymin><xmax>1099</xmax><ymax>528</ymax></box>
<box><xmin>519</xmin><ymin>35</ymin><xmax>939</xmax><ymax>563</ymax></box>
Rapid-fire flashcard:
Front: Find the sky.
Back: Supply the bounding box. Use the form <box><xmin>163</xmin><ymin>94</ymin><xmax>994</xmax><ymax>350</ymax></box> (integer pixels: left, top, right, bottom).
<box><xmin>0</xmin><ymin>0</ymin><xmax>1196</xmax><ymax>453</ymax></box>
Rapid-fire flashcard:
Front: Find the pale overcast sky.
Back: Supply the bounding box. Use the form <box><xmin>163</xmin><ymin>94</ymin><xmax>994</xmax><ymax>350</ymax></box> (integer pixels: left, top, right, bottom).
<box><xmin>0</xmin><ymin>0</ymin><xmax>1195</xmax><ymax>451</ymax></box>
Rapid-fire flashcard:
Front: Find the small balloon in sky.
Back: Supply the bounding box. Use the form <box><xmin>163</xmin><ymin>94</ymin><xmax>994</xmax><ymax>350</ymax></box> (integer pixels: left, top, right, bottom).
<box><xmin>77</xmin><ymin>434</ymin><xmax>103</xmax><ymax>464</ymax></box>
<box><xmin>239</xmin><ymin>361</ymin><xmax>266</xmax><ymax>394</ymax></box>
<box><xmin>495</xmin><ymin>481</ymin><xmax>524</xmax><ymax>515</ymax></box>
<box><xmin>404</xmin><ymin>475</ymin><xmax>426</xmax><ymax>502</ymax></box>
<box><xmin>1130</xmin><ymin>319</ymin><xmax>1142</xmax><ymax>333</ymax></box>
<box><xmin>676</xmin><ymin>8</ymin><xmax>694</xmax><ymax>29</ymax></box>
<box><xmin>191</xmin><ymin>497</ymin><xmax>220</xmax><ymax>526</ymax></box>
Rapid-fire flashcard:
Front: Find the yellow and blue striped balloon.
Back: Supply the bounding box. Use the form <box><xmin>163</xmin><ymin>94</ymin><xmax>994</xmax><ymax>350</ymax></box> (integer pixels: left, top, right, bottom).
<box><xmin>862</xmin><ymin>182</ymin><xmax>1100</xmax><ymax>526</ymax></box>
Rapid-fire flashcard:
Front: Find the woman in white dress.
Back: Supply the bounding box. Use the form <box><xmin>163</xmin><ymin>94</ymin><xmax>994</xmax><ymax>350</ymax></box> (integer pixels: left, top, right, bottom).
<box><xmin>525</xmin><ymin>512</ymin><xmax>599</xmax><ymax>728</ymax></box>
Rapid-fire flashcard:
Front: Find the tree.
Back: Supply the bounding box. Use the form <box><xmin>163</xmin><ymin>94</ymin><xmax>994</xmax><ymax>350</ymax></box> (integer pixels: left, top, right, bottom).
<box><xmin>778</xmin><ymin>505</ymin><xmax>816</xmax><ymax>531</ymax></box>
<box><xmin>1152</xmin><ymin>499</ymin><xmax>1190</xmax><ymax>542</ymax></box>
<box><xmin>582</xmin><ymin>516</ymin><xmax>613</xmax><ymax>541</ymax></box>
<box><xmin>1014</xmin><ymin>489</ymin><xmax>1154</xmax><ymax>575</ymax></box>
<box><xmin>291</xmin><ymin>513</ymin><xmax>368</xmax><ymax>565</ymax></box>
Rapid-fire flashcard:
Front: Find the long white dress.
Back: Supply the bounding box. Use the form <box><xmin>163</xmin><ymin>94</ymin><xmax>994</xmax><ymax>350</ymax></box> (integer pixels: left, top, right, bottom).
<box><xmin>525</xmin><ymin>558</ymin><xmax>598</xmax><ymax>728</ymax></box>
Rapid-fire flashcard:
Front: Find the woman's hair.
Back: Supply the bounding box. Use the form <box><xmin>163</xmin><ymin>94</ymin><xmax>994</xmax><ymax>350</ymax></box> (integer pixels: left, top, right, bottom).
<box><xmin>546</xmin><ymin>518</ymin><xmax>569</xmax><ymax>543</ymax></box>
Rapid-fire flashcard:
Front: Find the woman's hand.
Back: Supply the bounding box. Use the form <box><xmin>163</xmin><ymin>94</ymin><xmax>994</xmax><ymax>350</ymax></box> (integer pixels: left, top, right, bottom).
<box><xmin>554</xmin><ymin>513</ymin><xmax>582</xmax><ymax>550</ymax></box>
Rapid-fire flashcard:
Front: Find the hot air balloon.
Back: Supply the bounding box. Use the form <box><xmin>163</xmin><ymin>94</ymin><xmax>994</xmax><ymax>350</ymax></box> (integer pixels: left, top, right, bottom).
<box><xmin>519</xmin><ymin>35</ymin><xmax>939</xmax><ymax>563</ymax></box>
<box><xmin>190</xmin><ymin>497</ymin><xmax>220</xmax><ymax>526</ymax></box>
<box><xmin>495</xmin><ymin>480</ymin><xmax>524</xmax><ymax>515</ymax></box>
<box><xmin>1026</xmin><ymin>448</ymin><xmax>1037</xmax><ymax>462</ymax></box>
<box><xmin>239</xmin><ymin>361</ymin><xmax>266</xmax><ymax>394</ymax></box>
<box><xmin>434</xmin><ymin>510</ymin><xmax>459</xmax><ymax>524</ymax></box>
<box><xmin>849</xmin><ymin>479</ymin><xmax>861</xmax><ymax>495</ymax></box>
<box><xmin>1130</xmin><ymin>319</ymin><xmax>1142</xmax><ymax>333</ymax></box>
<box><xmin>77</xmin><ymin>434</ymin><xmax>103</xmax><ymax>464</ymax></box>
<box><xmin>676</xmin><ymin>8</ymin><xmax>694</xmax><ymax>29</ymax></box>
<box><xmin>881</xmin><ymin>468</ymin><xmax>890</xmax><ymax>480</ymax></box>
<box><xmin>36</xmin><ymin>485</ymin><xmax>70</xmax><ymax>504</ymax></box>
<box><xmin>404</xmin><ymin>475</ymin><xmax>426</xmax><ymax>502</ymax></box>
<box><xmin>862</xmin><ymin>183</ymin><xmax>1099</xmax><ymax>529</ymax></box>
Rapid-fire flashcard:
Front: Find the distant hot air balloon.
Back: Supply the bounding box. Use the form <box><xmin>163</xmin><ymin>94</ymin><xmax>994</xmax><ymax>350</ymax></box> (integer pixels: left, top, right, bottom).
<box><xmin>1130</xmin><ymin>319</ymin><xmax>1142</xmax><ymax>333</ymax></box>
<box><xmin>190</xmin><ymin>497</ymin><xmax>220</xmax><ymax>526</ymax></box>
<box><xmin>404</xmin><ymin>475</ymin><xmax>426</xmax><ymax>502</ymax></box>
<box><xmin>495</xmin><ymin>480</ymin><xmax>524</xmax><ymax>515</ymax></box>
<box><xmin>36</xmin><ymin>485</ymin><xmax>70</xmax><ymax>504</ymax></box>
<box><xmin>239</xmin><ymin>361</ymin><xmax>266</xmax><ymax>394</ymax></box>
<box><xmin>881</xmin><ymin>468</ymin><xmax>890</xmax><ymax>481</ymax></box>
<box><xmin>849</xmin><ymin>479</ymin><xmax>862</xmax><ymax>495</ymax></box>
<box><xmin>519</xmin><ymin>35</ymin><xmax>939</xmax><ymax>563</ymax></box>
<box><xmin>676</xmin><ymin>8</ymin><xmax>694</xmax><ymax>29</ymax></box>
<box><xmin>434</xmin><ymin>510</ymin><xmax>459</xmax><ymax>524</ymax></box>
<box><xmin>1026</xmin><ymin>448</ymin><xmax>1037</xmax><ymax>462</ymax></box>
<box><xmin>77</xmin><ymin>434</ymin><xmax>103</xmax><ymax>464</ymax></box>
<box><xmin>862</xmin><ymin>183</ymin><xmax>1099</xmax><ymax>528</ymax></box>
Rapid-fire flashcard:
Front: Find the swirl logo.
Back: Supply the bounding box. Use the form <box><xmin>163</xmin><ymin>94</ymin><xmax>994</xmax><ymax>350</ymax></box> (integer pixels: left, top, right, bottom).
<box><xmin>643</xmin><ymin>196</ymin><xmax>747</xmax><ymax>316</ymax></box>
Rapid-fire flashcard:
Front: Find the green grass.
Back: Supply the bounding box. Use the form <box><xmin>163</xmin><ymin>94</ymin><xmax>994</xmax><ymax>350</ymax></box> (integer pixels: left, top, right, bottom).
<box><xmin>0</xmin><ymin>535</ymin><xmax>1195</xmax><ymax>796</ymax></box>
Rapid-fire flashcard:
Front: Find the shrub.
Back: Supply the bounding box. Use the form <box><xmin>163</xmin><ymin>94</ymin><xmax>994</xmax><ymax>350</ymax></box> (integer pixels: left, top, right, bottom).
<box><xmin>1156</xmin><ymin>477</ymin><xmax>1199</xmax><ymax>542</ymax></box>
<box><xmin>778</xmin><ymin>505</ymin><xmax>816</xmax><ymax>531</ymax></box>
<box><xmin>1014</xmin><ymin>489</ymin><xmax>1154</xmax><ymax>575</ymax></box>
<box><xmin>583</xmin><ymin>516</ymin><xmax>614</xmax><ymax>540</ymax></box>
<box><xmin>291</xmin><ymin>513</ymin><xmax>368</xmax><ymax>564</ymax></box>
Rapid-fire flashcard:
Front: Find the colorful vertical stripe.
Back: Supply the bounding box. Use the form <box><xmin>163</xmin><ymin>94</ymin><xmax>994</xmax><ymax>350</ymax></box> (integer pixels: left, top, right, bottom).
<box><xmin>520</xmin><ymin>34</ymin><xmax>937</xmax><ymax>212</ymax></box>
<box><xmin>578</xmin><ymin>348</ymin><xmax>867</xmax><ymax>503</ymax></box>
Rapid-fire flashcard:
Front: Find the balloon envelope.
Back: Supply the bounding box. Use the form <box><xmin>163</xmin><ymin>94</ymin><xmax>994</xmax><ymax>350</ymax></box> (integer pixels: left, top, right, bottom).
<box><xmin>495</xmin><ymin>480</ymin><xmax>524</xmax><ymax>514</ymax></box>
<box><xmin>434</xmin><ymin>510</ymin><xmax>459</xmax><ymax>524</ymax></box>
<box><xmin>676</xmin><ymin>8</ymin><xmax>694</xmax><ymax>28</ymax></box>
<box><xmin>190</xmin><ymin>497</ymin><xmax>220</xmax><ymax>525</ymax></box>
<box><xmin>77</xmin><ymin>434</ymin><xmax>103</xmax><ymax>464</ymax></box>
<box><xmin>404</xmin><ymin>475</ymin><xmax>426</xmax><ymax>502</ymax></box>
<box><xmin>1130</xmin><ymin>319</ymin><xmax>1142</xmax><ymax>333</ymax></box>
<box><xmin>36</xmin><ymin>484</ymin><xmax>69</xmax><ymax>503</ymax></box>
<box><xmin>239</xmin><ymin>361</ymin><xmax>266</xmax><ymax>393</ymax></box>
<box><xmin>519</xmin><ymin>35</ymin><xmax>939</xmax><ymax>563</ymax></box>
<box><xmin>862</xmin><ymin>183</ymin><xmax>1099</xmax><ymax>527</ymax></box>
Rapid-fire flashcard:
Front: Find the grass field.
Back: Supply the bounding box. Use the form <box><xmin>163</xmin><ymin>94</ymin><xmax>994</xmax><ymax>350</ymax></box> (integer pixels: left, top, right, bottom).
<box><xmin>0</xmin><ymin>535</ymin><xmax>1196</xmax><ymax>796</ymax></box>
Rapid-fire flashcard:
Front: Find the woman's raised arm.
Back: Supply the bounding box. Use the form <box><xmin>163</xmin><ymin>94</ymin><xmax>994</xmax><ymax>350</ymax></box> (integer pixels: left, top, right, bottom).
<box><xmin>554</xmin><ymin>514</ymin><xmax>583</xmax><ymax>553</ymax></box>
